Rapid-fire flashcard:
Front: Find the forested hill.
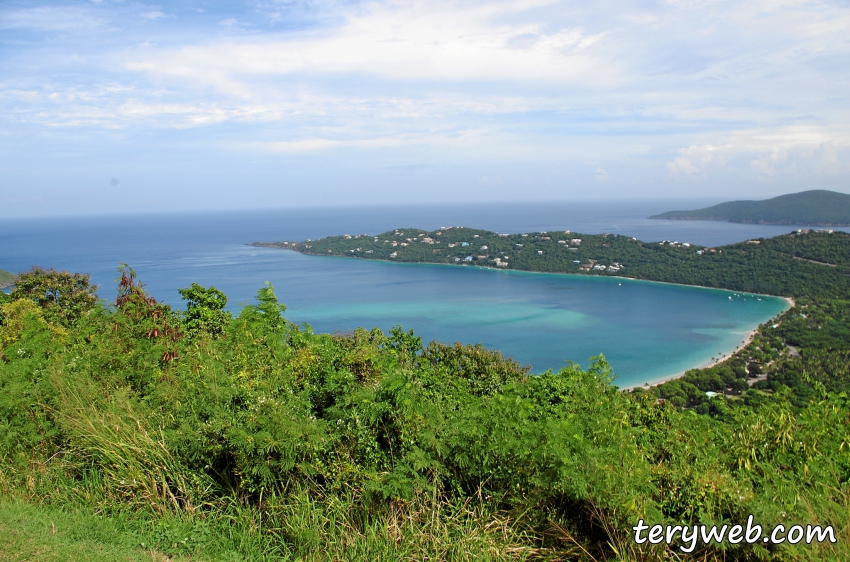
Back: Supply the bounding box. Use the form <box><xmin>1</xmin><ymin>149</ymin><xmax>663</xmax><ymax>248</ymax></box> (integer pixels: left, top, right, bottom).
<box><xmin>648</xmin><ymin>190</ymin><xmax>850</xmax><ymax>226</ymax></box>
<box><xmin>0</xmin><ymin>268</ymin><xmax>15</xmax><ymax>289</ymax></box>
<box><xmin>254</xmin><ymin>228</ymin><xmax>850</xmax><ymax>299</ymax></box>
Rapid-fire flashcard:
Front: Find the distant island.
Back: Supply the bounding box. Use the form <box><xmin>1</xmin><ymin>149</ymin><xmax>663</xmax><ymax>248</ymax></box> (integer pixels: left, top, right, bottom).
<box><xmin>0</xmin><ymin>268</ymin><xmax>15</xmax><ymax>289</ymax></box>
<box><xmin>648</xmin><ymin>189</ymin><xmax>850</xmax><ymax>226</ymax></box>
<box><xmin>253</xmin><ymin>227</ymin><xmax>850</xmax><ymax>300</ymax></box>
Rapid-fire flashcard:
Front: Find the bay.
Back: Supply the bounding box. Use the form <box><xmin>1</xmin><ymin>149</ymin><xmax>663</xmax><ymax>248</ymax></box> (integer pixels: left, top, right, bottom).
<box><xmin>0</xmin><ymin>201</ymin><xmax>802</xmax><ymax>386</ymax></box>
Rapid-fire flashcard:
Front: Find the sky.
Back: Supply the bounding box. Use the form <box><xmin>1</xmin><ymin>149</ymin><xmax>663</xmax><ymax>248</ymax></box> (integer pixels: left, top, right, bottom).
<box><xmin>1</xmin><ymin>0</ymin><xmax>849</xmax><ymax>217</ymax></box>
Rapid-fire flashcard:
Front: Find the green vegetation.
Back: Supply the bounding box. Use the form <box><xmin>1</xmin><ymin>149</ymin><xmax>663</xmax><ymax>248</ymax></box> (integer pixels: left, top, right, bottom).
<box><xmin>0</xmin><ymin>500</ymin><xmax>186</xmax><ymax>562</ymax></box>
<box><xmin>648</xmin><ymin>190</ymin><xmax>850</xmax><ymax>226</ymax></box>
<box><xmin>256</xmin><ymin>227</ymin><xmax>850</xmax><ymax>299</ymax></box>
<box><xmin>1</xmin><ymin>264</ymin><xmax>848</xmax><ymax>561</ymax></box>
<box><xmin>10</xmin><ymin>266</ymin><xmax>99</xmax><ymax>326</ymax></box>
<box><xmin>0</xmin><ymin>268</ymin><xmax>15</xmax><ymax>289</ymax></box>
<box><xmin>642</xmin><ymin>296</ymin><xmax>850</xmax><ymax>413</ymax></box>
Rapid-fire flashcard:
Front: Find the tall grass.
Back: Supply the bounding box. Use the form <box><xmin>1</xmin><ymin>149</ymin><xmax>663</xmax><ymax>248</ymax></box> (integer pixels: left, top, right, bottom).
<box><xmin>52</xmin><ymin>373</ymin><xmax>210</xmax><ymax>513</ymax></box>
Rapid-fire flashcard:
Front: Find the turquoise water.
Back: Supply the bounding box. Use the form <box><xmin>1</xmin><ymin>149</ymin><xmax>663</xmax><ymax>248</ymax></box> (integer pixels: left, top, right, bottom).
<box><xmin>269</xmin><ymin>251</ymin><xmax>787</xmax><ymax>387</ymax></box>
<box><xmin>0</xmin><ymin>203</ymin><xmax>793</xmax><ymax>387</ymax></box>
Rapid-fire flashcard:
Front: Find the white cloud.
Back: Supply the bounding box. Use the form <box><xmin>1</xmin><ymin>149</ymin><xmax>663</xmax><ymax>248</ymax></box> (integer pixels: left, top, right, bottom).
<box><xmin>0</xmin><ymin>6</ymin><xmax>106</xmax><ymax>30</ymax></box>
<box><xmin>667</xmin><ymin>126</ymin><xmax>850</xmax><ymax>180</ymax></box>
<box><xmin>478</xmin><ymin>174</ymin><xmax>503</xmax><ymax>186</ymax></box>
<box><xmin>667</xmin><ymin>155</ymin><xmax>701</xmax><ymax>178</ymax></box>
<box><xmin>141</xmin><ymin>11</ymin><xmax>167</xmax><ymax>21</ymax></box>
<box><xmin>594</xmin><ymin>167</ymin><xmax>609</xmax><ymax>182</ymax></box>
<box><xmin>128</xmin><ymin>1</ymin><xmax>613</xmax><ymax>92</ymax></box>
<box><xmin>261</xmin><ymin>137</ymin><xmax>406</xmax><ymax>152</ymax></box>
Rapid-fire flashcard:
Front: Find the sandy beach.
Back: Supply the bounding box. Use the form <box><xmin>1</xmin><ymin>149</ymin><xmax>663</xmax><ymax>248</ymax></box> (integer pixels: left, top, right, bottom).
<box><xmin>622</xmin><ymin>297</ymin><xmax>795</xmax><ymax>391</ymax></box>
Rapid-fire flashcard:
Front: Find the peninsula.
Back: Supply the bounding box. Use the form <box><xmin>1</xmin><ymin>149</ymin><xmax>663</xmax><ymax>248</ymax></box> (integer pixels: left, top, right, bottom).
<box><xmin>253</xmin><ymin>227</ymin><xmax>850</xmax><ymax>300</ymax></box>
<box><xmin>648</xmin><ymin>189</ymin><xmax>850</xmax><ymax>226</ymax></box>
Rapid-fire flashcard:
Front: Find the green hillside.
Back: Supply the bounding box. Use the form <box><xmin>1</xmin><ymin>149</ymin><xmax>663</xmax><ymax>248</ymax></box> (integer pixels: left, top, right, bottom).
<box><xmin>0</xmin><ymin>268</ymin><xmax>15</xmax><ymax>289</ymax></box>
<box><xmin>648</xmin><ymin>190</ymin><xmax>850</xmax><ymax>226</ymax></box>
<box><xmin>255</xmin><ymin>227</ymin><xmax>850</xmax><ymax>300</ymax></box>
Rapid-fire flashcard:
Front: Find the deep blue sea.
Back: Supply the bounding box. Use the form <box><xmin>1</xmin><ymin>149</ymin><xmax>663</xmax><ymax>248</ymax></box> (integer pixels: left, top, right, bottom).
<box><xmin>2</xmin><ymin>200</ymin><xmax>818</xmax><ymax>387</ymax></box>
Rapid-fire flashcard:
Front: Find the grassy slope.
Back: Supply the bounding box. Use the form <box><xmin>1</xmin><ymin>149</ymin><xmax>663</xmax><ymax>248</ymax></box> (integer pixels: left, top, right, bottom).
<box><xmin>256</xmin><ymin>228</ymin><xmax>850</xmax><ymax>299</ymax></box>
<box><xmin>648</xmin><ymin>190</ymin><xmax>850</xmax><ymax>225</ymax></box>
<box><xmin>0</xmin><ymin>500</ymin><xmax>185</xmax><ymax>562</ymax></box>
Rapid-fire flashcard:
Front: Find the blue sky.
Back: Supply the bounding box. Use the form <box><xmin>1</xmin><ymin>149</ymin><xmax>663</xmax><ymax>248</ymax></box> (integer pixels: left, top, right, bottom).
<box><xmin>1</xmin><ymin>0</ymin><xmax>849</xmax><ymax>217</ymax></box>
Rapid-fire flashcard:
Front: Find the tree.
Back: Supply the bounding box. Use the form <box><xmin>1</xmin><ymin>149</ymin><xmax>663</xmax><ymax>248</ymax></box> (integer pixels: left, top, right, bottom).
<box><xmin>386</xmin><ymin>325</ymin><xmax>422</xmax><ymax>362</ymax></box>
<box><xmin>178</xmin><ymin>283</ymin><xmax>231</xmax><ymax>339</ymax></box>
<box><xmin>10</xmin><ymin>266</ymin><xmax>98</xmax><ymax>326</ymax></box>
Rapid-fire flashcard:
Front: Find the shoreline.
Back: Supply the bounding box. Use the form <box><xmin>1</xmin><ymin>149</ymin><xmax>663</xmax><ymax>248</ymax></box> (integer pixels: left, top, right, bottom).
<box><xmin>620</xmin><ymin>302</ymin><xmax>793</xmax><ymax>391</ymax></box>
<box><xmin>621</xmin><ymin>327</ymin><xmax>760</xmax><ymax>391</ymax></box>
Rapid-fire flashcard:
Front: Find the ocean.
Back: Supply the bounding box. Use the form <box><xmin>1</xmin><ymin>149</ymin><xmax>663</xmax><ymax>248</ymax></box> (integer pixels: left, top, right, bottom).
<box><xmin>1</xmin><ymin>201</ymin><xmax>809</xmax><ymax>387</ymax></box>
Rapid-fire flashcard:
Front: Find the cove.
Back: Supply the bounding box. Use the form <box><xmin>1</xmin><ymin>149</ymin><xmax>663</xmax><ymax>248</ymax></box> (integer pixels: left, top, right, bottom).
<box><xmin>266</xmin><ymin>250</ymin><xmax>789</xmax><ymax>388</ymax></box>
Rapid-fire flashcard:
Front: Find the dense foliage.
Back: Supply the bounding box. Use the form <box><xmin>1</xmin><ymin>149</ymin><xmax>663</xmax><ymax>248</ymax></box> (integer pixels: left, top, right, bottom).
<box><xmin>257</xmin><ymin>227</ymin><xmax>850</xmax><ymax>300</ymax></box>
<box><xmin>645</xmin><ymin>296</ymin><xmax>850</xmax><ymax>414</ymax></box>
<box><xmin>0</xmin><ymin>266</ymin><xmax>847</xmax><ymax>560</ymax></box>
<box><xmin>9</xmin><ymin>266</ymin><xmax>99</xmax><ymax>327</ymax></box>
<box><xmin>648</xmin><ymin>190</ymin><xmax>850</xmax><ymax>226</ymax></box>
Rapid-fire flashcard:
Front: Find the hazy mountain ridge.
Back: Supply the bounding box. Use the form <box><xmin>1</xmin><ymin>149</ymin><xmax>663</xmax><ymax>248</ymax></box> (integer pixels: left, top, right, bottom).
<box><xmin>649</xmin><ymin>190</ymin><xmax>850</xmax><ymax>226</ymax></box>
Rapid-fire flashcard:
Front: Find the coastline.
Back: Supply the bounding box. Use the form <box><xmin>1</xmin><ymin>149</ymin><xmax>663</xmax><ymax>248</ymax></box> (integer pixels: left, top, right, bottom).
<box><xmin>621</xmin><ymin>327</ymin><xmax>760</xmax><ymax>391</ymax></box>
<box><xmin>620</xmin><ymin>301</ymin><xmax>792</xmax><ymax>391</ymax></box>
